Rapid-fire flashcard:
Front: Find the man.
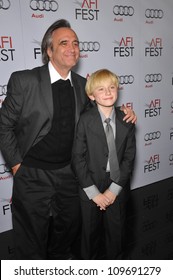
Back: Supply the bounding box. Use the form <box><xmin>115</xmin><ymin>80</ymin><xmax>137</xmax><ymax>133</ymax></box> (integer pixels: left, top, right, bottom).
<box><xmin>0</xmin><ymin>19</ymin><xmax>136</xmax><ymax>259</ymax></box>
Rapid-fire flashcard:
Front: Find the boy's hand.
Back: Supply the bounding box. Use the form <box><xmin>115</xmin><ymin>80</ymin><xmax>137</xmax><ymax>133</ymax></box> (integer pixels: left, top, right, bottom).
<box><xmin>103</xmin><ymin>189</ymin><xmax>117</xmax><ymax>205</ymax></box>
<box><xmin>92</xmin><ymin>193</ymin><xmax>110</xmax><ymax>210</ymax></box>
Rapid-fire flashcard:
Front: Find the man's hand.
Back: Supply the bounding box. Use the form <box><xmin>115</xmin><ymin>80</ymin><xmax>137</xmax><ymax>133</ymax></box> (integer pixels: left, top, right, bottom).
<box><xmin>92</xmin><ymin>193</ymin><xmax>110</xmax><ymax>210</ymax></box>
<box><xmin>12</xmin><ymin>163</ymin><xmax>21</xmax><ymax>176</ymax></box>
<box><xmin>121</xmin><ymin>105</ymin><xmax>137</xmax><ymax>124</ymax></box>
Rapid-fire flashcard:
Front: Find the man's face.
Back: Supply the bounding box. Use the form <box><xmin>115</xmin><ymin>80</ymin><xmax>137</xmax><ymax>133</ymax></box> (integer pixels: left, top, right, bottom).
<box><xmin>47</xmin><ymin>27</ymin><xmax>80</xmax><ymax>75</ymax></box>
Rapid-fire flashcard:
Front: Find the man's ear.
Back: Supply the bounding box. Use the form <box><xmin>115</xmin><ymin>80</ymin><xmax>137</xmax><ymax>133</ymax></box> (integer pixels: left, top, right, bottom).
<box><xmin>47</xmin><ymin>47</ymin><xmax>52</xmax><ymax>59</ymax></box>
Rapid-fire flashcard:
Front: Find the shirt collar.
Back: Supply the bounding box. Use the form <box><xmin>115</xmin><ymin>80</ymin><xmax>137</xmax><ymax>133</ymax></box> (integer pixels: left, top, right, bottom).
<box><xmin>98</xmin><ymin>107</ymin><xmax>116</xmax><ymax>124</ymax></box>
<box><xmin>48</xmin><ymin>61</ymin><xmax>72</xmax><ymax>85</ymax></box>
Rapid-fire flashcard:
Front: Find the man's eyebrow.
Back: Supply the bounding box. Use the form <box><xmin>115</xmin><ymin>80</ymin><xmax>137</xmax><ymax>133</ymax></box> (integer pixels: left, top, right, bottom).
<box><xmin>59</xmin><ymin>39</ymin><xmax>68</xmax><ymax>43</ymax></box>
<box><xmin>59</xmin><ymin>39</ymin><xmax>79</xmax><ymax>44</ymax></box>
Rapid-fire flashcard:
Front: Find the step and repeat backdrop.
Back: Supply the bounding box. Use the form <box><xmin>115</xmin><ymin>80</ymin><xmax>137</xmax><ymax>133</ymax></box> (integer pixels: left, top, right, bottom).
<box><xmin>0</xmin><ymin>0</ymin><xmax>173</xmax><ymax>236</ymax></box>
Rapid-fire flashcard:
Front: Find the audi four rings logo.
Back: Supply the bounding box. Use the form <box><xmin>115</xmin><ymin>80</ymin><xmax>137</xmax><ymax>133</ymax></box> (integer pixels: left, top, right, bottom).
<box><xmin>145</xmin><ymin>74</ymin><xmax>162</xmax><ymax>83</ymax></box>
<box><xmin>113</xmin><ymin>5</ymin><xmax>134</xmax><ymax>16</ymax></box>
<box><xmin>30</xmin><ymin>0</ymin><xmax>58</xmax><ymax>12</ymax></box>
<box><xmin>79</xmin><ymin>41</ymin><xmax>100</xmax><ymax>52</ymax></box>
<box><xmin>144</xmin><ymin>131</ymin><xmax>161</xmax><ymax>141</ymax></box>
<box><xmin>0</xmin><ymin>164</ymin><xmax>11</xmax><ymax>174</ymax></box>
<box><xmin>145</xmin><ymin>9</ymin><xmax>164</xmax><ymax>19</ymax></box>
<box><xmin>118</xmin><ymin>75</ymin><xmax>134</xmax><ymax>85</ymax></box>
<box><xmin>0</xmin><ymin>85</ymin><xmax>7</xmax><ymax>96</ymax></box>
<box><xmin>169</xmin><ymin>154</ymin><xmax>173</xmax><ymax>161</ymax></box>
<box><xmin>0</xmin><ymin>0</ymin><xmax>10</xmax><ymax>9</ymax></box>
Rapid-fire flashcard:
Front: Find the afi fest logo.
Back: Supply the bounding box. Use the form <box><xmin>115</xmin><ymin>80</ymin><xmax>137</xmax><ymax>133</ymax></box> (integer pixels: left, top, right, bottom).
<box><xmin>0</xmin><ymin>36</ymin><xmax>15</xmax><ymax>61</ymax></box>
<box><xmin>121</xmin><ymin>102</ymin><xmax>133</xmax><ymax>110</ymax></box>
<box><xmin>145</xmin><ymin>38</ymin><xmax>163</xmax><ymax>57</ymax></box>
<box><xmin>144</xmin><ymin>99</ymin><xmax>162</xmax><ymax>118</ymax></box>
<box><xmin>114</xmin><ymin>37</ymin><xmax>134</xmax><ymax>57</ymax></box>
<box><xmin>145</xmin><ymin>73</ymin><xmax>162</xmax><ymax>88</ymax></box>
<box><xmin>75</xmin><ymin>0</ymin><xmax>99</xmax><ymax>20</ymax></box>
<box><xmin>144</xmin><ymin>154</ymin><xmax>160</xmax><ymax>173</ymax></box>
<box><xmin>33</xmin><ymin>39</ymin><xmax>41</xmax><ymax>60</ymax></box>
<box><xmin>113</xmin><ymin>5</ymin><xmax>134</xmax><ymax>22</ymax></box>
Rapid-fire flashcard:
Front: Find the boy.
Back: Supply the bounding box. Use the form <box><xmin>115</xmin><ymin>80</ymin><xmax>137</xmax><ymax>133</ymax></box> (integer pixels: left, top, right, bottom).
<box><xmin>72</xmin><ymin>69</ymin><xmax>136</xmax><ymax>259</ymax></box>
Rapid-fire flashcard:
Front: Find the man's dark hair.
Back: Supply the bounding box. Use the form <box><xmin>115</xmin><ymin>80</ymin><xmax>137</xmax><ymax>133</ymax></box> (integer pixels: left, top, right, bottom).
<box><xmin>41</xmin><ymin>19</ymin><xmax>71</xmax><ymax>64</ymax></box>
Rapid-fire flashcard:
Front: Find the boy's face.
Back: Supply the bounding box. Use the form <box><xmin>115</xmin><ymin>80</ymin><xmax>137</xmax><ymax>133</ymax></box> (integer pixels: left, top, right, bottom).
<box><xmin>89</xmin><ymin>79</ymin><xmax>118</xmax><ymax>109</ymax></box>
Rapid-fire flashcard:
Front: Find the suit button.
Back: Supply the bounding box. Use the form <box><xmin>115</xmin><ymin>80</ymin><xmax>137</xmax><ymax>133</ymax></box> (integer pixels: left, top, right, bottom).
<box><xmin>103</xmin><ymin>167</ymin><xmax>106</xmax><ymax>170</ymax></box>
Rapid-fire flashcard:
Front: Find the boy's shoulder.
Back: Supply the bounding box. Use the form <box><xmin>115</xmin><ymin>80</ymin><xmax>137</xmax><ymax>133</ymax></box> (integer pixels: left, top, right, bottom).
<box><xmin>115</xmin><ymin>106</ymin><xmax>135</xmax><ymax>128</ymax></box>
<box><xmin>80</xmin><ymin>105</ymin><xmax>99</xmax><ymax>122</ymax></box>
<box><xmin>115</xmin><ymin>106</ymin><xmax>125</xmax><ymax>118</ymax></box>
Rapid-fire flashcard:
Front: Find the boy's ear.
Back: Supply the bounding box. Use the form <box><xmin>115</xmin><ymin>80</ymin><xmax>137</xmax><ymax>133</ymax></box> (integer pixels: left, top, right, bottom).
<box><xmin>88</xmin><ymin>95</ymin><xmax>95</xmax><ymax>101</ymax></box>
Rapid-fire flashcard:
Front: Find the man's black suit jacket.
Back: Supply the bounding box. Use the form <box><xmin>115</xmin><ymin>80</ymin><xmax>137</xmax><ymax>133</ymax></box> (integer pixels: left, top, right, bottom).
<box><xmin>0</xmin><ymin>64</ymin><xmax>89</xmax><ymax>168</ymax></box>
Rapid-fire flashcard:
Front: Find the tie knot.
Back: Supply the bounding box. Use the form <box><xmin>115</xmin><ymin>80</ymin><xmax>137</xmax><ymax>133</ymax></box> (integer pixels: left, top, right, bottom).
<box><xmin>105</xmin><ymin>118</ymin><xmax>111</xmax><ymax>125</ymax></box>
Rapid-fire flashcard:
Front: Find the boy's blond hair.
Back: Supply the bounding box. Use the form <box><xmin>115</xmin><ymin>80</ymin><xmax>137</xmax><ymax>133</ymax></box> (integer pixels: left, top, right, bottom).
<box><xmin>85</xmin><ymin>69</ymin><xmax>119</xmax><ymax>97</ymax></box>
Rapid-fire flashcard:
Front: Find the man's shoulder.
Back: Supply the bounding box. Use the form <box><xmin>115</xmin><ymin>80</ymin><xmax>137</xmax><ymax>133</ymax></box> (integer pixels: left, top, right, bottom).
<box><xmin>115</xmin><ymin>106</ymin><xmax>135</xmax><ymax>128</ymax></box>
<box><xmin>71</xmin><ymin>71</ymin><xmax>86</xmax><ymax>84</ymax></box>
<box><xmin>11</xmin><ymin>64</ymin><xmax>47</xmax><ymax>78</ymax></box>
<box><xmin>10</xmin><ymin>64</ymin><xmax>48</xmax><ymax>83</ymax></box>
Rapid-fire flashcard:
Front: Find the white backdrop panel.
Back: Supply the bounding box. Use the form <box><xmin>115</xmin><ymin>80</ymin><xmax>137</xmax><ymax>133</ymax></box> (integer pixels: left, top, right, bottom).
<box><xmin>0</xmin><ymin>0</ymin><xmax>173</xmax><ymax>232</ymax></box>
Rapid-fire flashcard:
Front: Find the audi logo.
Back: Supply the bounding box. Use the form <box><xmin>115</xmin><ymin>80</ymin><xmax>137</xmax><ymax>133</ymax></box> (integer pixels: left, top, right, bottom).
<box><xmin>30</xmin><ymin>0</ymin><xmax>58</xmax><ymax>12</ymax></box>
<box><xmin>0</xmin><ymin>164</ymin><xmax>11</xmax><ymax>174</ymax></box>
<box><xmin>144</xmin><ymin>131</ymin><xmax>161</xmax><ymax>141</ymax></box>
<box><xmin>169</xmin><ymin>154</ymin><xmax>173</xmax><ymax>161</ymax></box>
<box><xmin>145</xmin><ymin>73</ymin><xmax>162</xmax><ymax>83</ymax></box>
<box><xmin>79</xmin><ymin>41</ymin><xmax>100</xmax><ymax>52</ymax></box>
<box><xmin>118</xmin><ymin>75</ymin><xmax>134</xmax><ymax>85</ymax></box>
<box><xmin>0</xmin><ymin>0</ymin><xmax>10</xmax><ymax>9</ymax></box>
<box><xmin>145</xmin><ymin>9</ymin><xmax>164</xmax><ymax>19</ymax></box>
<box><xmin>113</xmin><ymin>5</ymin><xmax>134</xmax><ymax>16</ymax></box>
<box><xmin>0</xmin><ymin>85</ymin><xmax>7</xmax><ymax>96</ymax></box>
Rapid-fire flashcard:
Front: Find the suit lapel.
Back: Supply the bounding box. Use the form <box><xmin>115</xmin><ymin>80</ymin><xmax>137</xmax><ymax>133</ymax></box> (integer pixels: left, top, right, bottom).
<box><xmin>85</xmin><ymin>106</ymin><xmax>128</xmax><ymax>153</ymax></box>
<box><xmin>87</xmin><ymin>107</ymin><xmax>107</xmax><ymax>143</ymax></box>
<box><xmin>115</xmin><ymin>110</ymin><xmax>128</xmax><ymax>152</ymax></box>
<box><xmin>71</xmin><ymin>73</ymin><xmax>81</xmax><ymax>124</ymax></box>
<box><xmin>40</xmin><ymin>64</ymin><xmax>53</xmax><ymax>119</ymax></box>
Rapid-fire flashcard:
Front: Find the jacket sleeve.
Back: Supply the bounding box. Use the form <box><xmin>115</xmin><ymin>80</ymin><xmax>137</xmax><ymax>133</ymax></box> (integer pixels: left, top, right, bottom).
<box><xmin>118</xmin><ymin>123</ymin><xmax>136</xmax><ymax>188</ymax></box>
<box><xmin>0</xmin><ymin>72</ymin><xmax>24</xmax><ymax>167</ymax></box>
<box><xmin>72</xmin><ymin>117</ymin><xmax>95</xmax><ymax>189</ymax></box>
